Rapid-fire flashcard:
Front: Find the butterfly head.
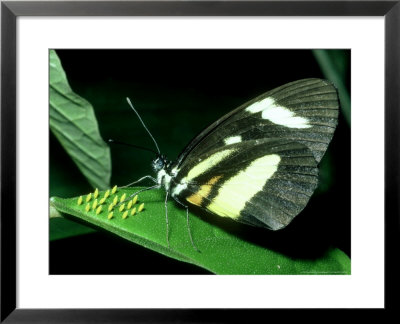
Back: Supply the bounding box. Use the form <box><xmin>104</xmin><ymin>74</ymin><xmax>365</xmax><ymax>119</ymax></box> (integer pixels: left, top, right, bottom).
<box><xmin>152</xmin><ymin>154</ymin><xmax>169</xmax><ymax>173</ymax></box>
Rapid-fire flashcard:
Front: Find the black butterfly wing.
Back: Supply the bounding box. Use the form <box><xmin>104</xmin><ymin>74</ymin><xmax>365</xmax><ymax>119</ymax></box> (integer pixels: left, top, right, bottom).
<box><xmin>169</xmin><ymin>78</ymin><xmax>339</xmax><ymax>229</ymax></box>
<box><xmin>175</xmin><ymin>78</ymin><xmax>339</xmax><ymax>169</ymax></box>
<box><xmin>171</xmin><ymin>138</ymin><xmax>318</xmax><ymax>230</ymax></box>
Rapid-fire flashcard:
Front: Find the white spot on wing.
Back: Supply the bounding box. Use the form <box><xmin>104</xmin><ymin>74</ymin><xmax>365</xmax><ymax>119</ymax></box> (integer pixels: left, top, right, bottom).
<box><xmin>224</xmin><ymin>136</ymin><xmax>242</xmax><ymax>145</ymax></box>
<box><xmin>246</xmin><ymin>97</ymin><xmax>275</xmax><ymax>113</ymax></box>
<box><xmin>246</xmin><ymin>97</ymin><xmax>311</xmax><ymax>129</ymax></box>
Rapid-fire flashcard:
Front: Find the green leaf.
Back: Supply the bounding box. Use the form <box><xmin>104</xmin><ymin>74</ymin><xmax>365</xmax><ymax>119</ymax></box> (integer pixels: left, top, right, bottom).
<box><xmin>49</xmin><ymin>50</ymin><xmax>111</xmax><ymax>189</ymax></box>
<box><xmin>50</xmin><ymin>187</ymin><xmax>351</xmax><ymax>275</ymax></box>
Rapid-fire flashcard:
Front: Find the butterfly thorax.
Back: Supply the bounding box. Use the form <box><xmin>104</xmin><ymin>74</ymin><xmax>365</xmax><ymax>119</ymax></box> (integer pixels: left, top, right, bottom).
<box><xmin>153</xmin><ymin>155</ymin><xmax>175</xmax><ymax>191</ymax></box>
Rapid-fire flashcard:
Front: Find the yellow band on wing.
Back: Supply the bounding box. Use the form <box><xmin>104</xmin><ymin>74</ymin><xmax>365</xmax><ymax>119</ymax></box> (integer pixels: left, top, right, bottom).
<box><xmin>207</xmin><ymin>154</ymin><xmax>281</xmax><ymax>219</ymax></box>
<box><xmin>185</xmin><ymin>149</ymin><xmax>234</xmax><ymax>181</ymax></box>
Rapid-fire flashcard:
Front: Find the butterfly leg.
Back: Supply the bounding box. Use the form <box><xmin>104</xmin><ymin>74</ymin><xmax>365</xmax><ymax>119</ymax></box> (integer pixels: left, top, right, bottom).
<box><xmin>165</xmin><ymin>191</ymin><xmax>170</xmax><ymax>248</ymax></box>
<box><xmin>173</xmin><ymin>196</ymin><xmax>200</xmax><ymax>252</ymax></box>
<box><xmin>120</xmin><ymin>175</ymin><xmax>157</xmax><ymax>188</ymax></box>
<box><xmin>115</xmin><ymin>184</ymin><xmax>160</xmax><ymax>207</ymax></box>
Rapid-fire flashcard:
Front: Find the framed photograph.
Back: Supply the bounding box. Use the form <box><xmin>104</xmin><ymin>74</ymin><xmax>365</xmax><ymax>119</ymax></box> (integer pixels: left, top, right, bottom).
<box><xmin>1</xmin><ymin>0</ymin><xmax>398</xmax><ymax>322</ymax></box>
<box><xmin>49</xmin><ymin>48</ymin><xmax>351</xmax><ymax>276</ymax></box>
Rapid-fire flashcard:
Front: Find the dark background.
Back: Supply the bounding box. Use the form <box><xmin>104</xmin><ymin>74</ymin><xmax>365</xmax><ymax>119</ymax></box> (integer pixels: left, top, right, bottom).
<box><xmin>50</xmin><ymin>50</ymin><xmax>350</xmax><ymax>274</ymax></box>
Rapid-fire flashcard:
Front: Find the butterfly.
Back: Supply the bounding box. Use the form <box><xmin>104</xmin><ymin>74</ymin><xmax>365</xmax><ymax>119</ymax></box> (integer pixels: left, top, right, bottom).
<box><xmin>121</xmin><ymin>78</ymin><xmax>339</xmax><ymax>249</ymax></box>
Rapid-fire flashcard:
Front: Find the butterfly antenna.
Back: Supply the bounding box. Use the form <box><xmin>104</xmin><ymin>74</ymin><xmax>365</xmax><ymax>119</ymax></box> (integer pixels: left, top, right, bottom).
<box><xmin>108</xmin><ymin>139</ymin><xmax>158</xmax><ymax>155</ymax></box>
<box><xmin>126</xmin><ymin>97</ymin><xmax>161</xmax><ymax>155</ymax></box>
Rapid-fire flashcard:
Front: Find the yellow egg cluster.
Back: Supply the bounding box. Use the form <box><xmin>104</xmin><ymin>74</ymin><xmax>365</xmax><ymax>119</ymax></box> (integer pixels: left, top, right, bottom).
<box><xmin>77</xmin><ymin>186</ymin><xmax>144</xmax><ymax>220</ymax></box>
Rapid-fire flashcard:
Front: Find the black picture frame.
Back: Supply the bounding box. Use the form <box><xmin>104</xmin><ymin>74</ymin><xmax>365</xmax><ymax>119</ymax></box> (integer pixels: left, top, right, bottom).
<box><xmin>1</xmin><ymin>1</ymin><xmax>398</xmax><ymax>322</ymax></box>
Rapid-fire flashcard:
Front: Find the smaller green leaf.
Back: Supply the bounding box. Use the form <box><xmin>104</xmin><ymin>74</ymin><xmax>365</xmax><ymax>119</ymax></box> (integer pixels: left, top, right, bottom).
<box><xmin>49</xmin><ymin>50</ymin><xmax>111</xmax><ymax>189</ymax></box>
<box><xmin>51</xmin><ymin>187</ymin><xmax>350</xmax><ymax>275</ymax></box>
<box><xmin>50</xmin><ymin>217</ymin><xmax>95</xmax><ymax>241</ymax></box>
